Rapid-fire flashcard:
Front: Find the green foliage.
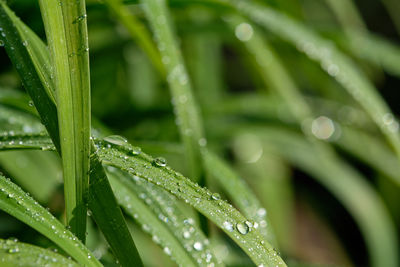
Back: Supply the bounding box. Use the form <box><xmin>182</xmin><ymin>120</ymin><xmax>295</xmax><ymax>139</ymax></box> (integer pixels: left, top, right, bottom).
<box><xmin>0</xmin><ymin>0</ymin><xmax>400</xmax><ymax>266</ymax></box>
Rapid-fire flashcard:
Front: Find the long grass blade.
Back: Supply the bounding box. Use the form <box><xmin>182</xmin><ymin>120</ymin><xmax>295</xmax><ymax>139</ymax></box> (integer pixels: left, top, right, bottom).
<box><xmin>224</xmin><ymin>0</ymin><xmax>400</xmax><ymax>162</ymax></box>
<box><xmin>0</xmin><ymin>150</ymin><xmax>60</xmax><ymax>203</ymax></box>
<box><xmin>103</xmin><ymin>0</ymin><xmax>165</xmax><ymax>77</ymax></box>
<box><xmin>0</xmin><ymin>133</ymin><xmax>286</xmax><ymax>266</ymax></box>
<box><xmin>107</xmin><ymin>167</ymin><xmax>223</xmax><ymax>267</ymax></box>
<box><xmin>0</xmin><ymin>174</ymin><xmax>101</xmax><ymax>267</ymax></box>
<box><xmin>221</xmin><ymin>124</ymin><xmax>399</xmax><ymax>267</ymax></box>
<box><xmin>344</xmin><ymin>31</ymin><xmax>400</xmax><ymax>77</ymax></box>
<box><xmin>324</xmin><ymin>0</ymin><xmax>366</xmax><ymax>31</ymax></box>
<box><xmin>203</xmin><ymin>150</ymin><xmax>277</xmax><ymax>246</ymax></box>
<box><xmin>0</xmin><ymin>1</ymin><xmax>60</xmax><ymax>151</ymax></box>
<box><xmin>0</xmin><ymin>238</ymin><xmax>79</xmax><ymax>267</ymax></box>
<box><xmin>141</xmin><ymin>0</ymin><xmax>205</xmax><ymax>182</ymax></box>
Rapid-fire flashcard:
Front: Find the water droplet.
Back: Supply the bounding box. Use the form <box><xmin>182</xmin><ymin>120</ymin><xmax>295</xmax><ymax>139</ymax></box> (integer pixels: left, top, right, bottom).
<box><xmin>257</xmin><ymin>208</ymin><xmax>266</xmax><ymax>217</ymax></box>
<box><xmin>236</xmin><ymin>221</ymin><xmax>249</xmax><ymax>235</ymax></box>
<box><xmin>28</xmin><ymin>100</ymin><xmax>34</xmax><ymax>107</ymax></box>
<box><xmin>182</xmin><ymin>231</ymin><xmax>191</xmax><ymax>239</ymax></box>
<box><xmin>245</xmin><ymin>220</ymin><xmax>253</xmax><ymax>229</ymax></box>
<box><xmin>130</xmin><ymin>147</ymin><xmax>141</xmax><ymax>155</ymax></box>
<box><xmin>311</xmin><ymin>116</ymin><xmax>335</xmax><ymax>140</ymax></box>
<box><xmin>223</xmin><ymin>221</ymin><xmax>234</xmax><ymax>232</ymax></box>
<box><xmin>184</xmin><ymin>218</ymin><xmax>195</xmax><ymax>225</ymax></box>
<box><xmin>235</xmin><ymin>22</ymin><xmax>254</xmax><ymax>42</ymax></box>
<box><xmin>193</xmin><ymin>241</ymin><xmax>203</xmax><ymax>251</ymax></box>
<box><xmin>383</xmin><ymin>113</ymin><xmax>399</xmax><ymax>133</ymax></box>
<box><xmin>198</xmin><ymin>138</ymin><xmax>207</xmax><ymax>147</ymax></box>
<box><xmin>211</xmin><ymin>193</ymin><xmax>220</xmax><ymax>200</ymax></box>
<box><xmin>153</xmin><ymin>157</ymin><xmax>167</xmax><ymax>167</ymax></box>
<box><xmin>163</xmin><ymin>247</ymin><xmax>171</xmax><ymax>255</ymax></box>
<box><xmin>73</xmin><ymin>14</ymin><xmax>87</xmax><ymax>24</ymax></box>
<box><xmin>8</xmin><ymin>247</ymin><xmax>19</xmax><ymax>254</ymax></box>
<box><xmin>0</xmin><ymin>40</ymin><xmax>4</xmax><ymax>47</ymax></box>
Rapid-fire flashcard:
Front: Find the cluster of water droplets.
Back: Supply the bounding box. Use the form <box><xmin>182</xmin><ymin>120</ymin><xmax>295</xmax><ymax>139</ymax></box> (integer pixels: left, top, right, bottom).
<box><xmin>0</xmin><ymin>131</ymin><xmax>53</xmax><ymax>151</ymax></box>
<box><xmin>0</xmin><ymin>106</ymin><xmax>45</xmax><ymax>135</ymax></box>
<box><xmin>97</xmin><ymin>136</ymin><xmax>281</xmax><ymax>265</ymax></box>
<box><xmin>0</xmin><ymin>175</ymin><xmax>96</xmax><ymax>264</ymax></box>
<box><xmin>106</xmin><ymin>162</ymin><xmax>220</xmax><ymax>266</ymax></box>
<box><xmin>0</xmin><ymin>238</ymin><xmax>77</xmax><ymax>266</ymax></box>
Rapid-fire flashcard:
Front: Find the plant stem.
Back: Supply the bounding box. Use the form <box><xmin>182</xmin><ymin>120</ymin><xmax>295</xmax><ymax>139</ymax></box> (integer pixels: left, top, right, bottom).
<box><xmin>39</xmin><ymin>0</ymin><xmax>91</xmax><ymax>242</ymax></box>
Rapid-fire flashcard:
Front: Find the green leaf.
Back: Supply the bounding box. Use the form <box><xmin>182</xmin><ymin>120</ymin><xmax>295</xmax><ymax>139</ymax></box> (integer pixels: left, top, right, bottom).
<box><xmin>87</xmin><ymin>152</ymin><xmax>144</xmax><ymax>266</ymax></box>
<box><xmin>0</xmin><ymin>238</ymin><xmax>79</xmax><ymax>267</ymax></box>
<box><xmin>103</xmin><ymin>0</ymin><xmax>165</xmax><ymax>77</ymax></box>
<box><xmin>336</xmin><ymin>126</ymin><xmax>400</xmax><ymax>186</ymax></box>
<box><xmin>0</xmin><ymin>1</ymin><xmax>60</xmax><ymax>151</ymax></box>
<box><xmin>227</xmin><ymin>125</ymin><xmax>399</xmax><ymax>267</ymax></box>
<box><xmin>203</xmin><ymin>150</ymin><xmax>277</xmax><ymax>247</ymax></box>
<box><xmin>96</xmin><ymin>139</ymin><xmax>286</xmax><ymax>266</ymax></box>
<box><xmin>38</xmin><ymin>0</ymin><xmax>91</xmax><ymax>241</ymax></box>
<box><xmin>0</xmin><ymin>150</ymin><xmax>61</xmax><ymax>203</ymax></box>
<box><xmin>324</xmin><ymin>0</ymin><xmax>366</xmax><ymax>31</ymax></box>
<box><xmin>0</xmin><ymin>133</ymin><xmax>286</xmax><ymax>266</ymax></box>
<box><xmin>107</xmin><ymin>167</ymin><xmax>223</xmax><ymax>267</ymax></box>
<box><xmin>141</xmin><ymin>0</ymin><xmax>206</xmax><ymax>182</ymax></box>
<box><xmin>0</xmin><ymin>174</ymin><xmax>101</xmax><ymax>267</ymax></box>
<box><xmin>0</xmin><ymin>3</ymin><xmax>143</xmax><ymax>265</ymax></box>
<box><xmin>344</xmin><ymin>30</ymin><xmax>400</xmax><ymax>77</ymax></box>
<box><xmin>225</xmin><ymin>0</ymin><xmax>400</xmax><ymax>162</ymax></box>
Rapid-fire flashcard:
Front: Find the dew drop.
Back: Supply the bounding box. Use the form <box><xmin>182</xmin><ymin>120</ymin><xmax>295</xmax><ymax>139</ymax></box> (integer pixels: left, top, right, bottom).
<box><xmin>311</xmin><ymin>116</ymin><xmax>335</xmax><ymax>140</ymax></box>
<box><xmin>223</xmin><ymin>221</ymin><xmax>234</xmax><ymax>232</ymax></box>
<box><xmin>235</xmin><ymin>22</ymin><xmax>254</xmax><ymax>42</ymax></box>
<box><xmin>0</xmin><ymin>40</ymin><xmax>4</xmax><ymax>47</ymax></box>
<box><xmin>236</xmin><ymin>221</ymin><xmax>249</xmax><ymax>235</ymax></box>
<box><xmin>193</xmin><ymin>241</ymin><xmax>203</xmax><ymax>251</ymax></box>
<box><xmin>130</xmin><ymin>147</ymin><xmax>141</xmax><ymax>155</ymax></box>
<box><xmin>163</xmin><ymin>247</ymin><xmax>171</xmax><ymax>255</ymax></box>
<box><xmin>211</xmin><ymin>193</ymin><xmax>220</xmax><ymax>200</ymax></box>
<box><xmin>182</xmin><ymin>231</ymin><xmax>191</xmax><ymax>239</ymax></box>
<box><xmin>245</xmin><ymin>220</ymin><xmax>253</xmax><ymax>229</ymax></box>
<box><xmin>8</xmin><ymin>247</ymin><xmax>19</xmax><ymax>254</ymax></box>
<box><xmin>198</xmin><ymin>138</ymin><xmax>207</xmax><ymax>147</ymax></box>
<box><xmin>73</xmin><ymin>14</ymin><xmax>87</xmax><ymax>24</ymax></box>
<box><xmin>257</xmin><ymin>208</ymin><xmax>266</xmax><ymax>217</ymax></box>
<box><xmin>153</xmin><ymin>157</ymin><xmax>167</xmax><ymax>167</ymax></box>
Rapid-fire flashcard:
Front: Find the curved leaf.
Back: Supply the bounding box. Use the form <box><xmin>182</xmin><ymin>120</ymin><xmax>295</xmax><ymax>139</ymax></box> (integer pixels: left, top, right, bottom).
<box><xmin>0</xmin><ymin>238</ymin><xmax>79</xmax><ymax>267</ymax></box>
<box><xmin>0</xmin><ymin>133</ymin><xmax>286</xmax><ymax>266</ymax></box>
<box><xmin>224</xmin><ymin>0</ymin><xmax>400</xmax><ymax>162</ymax></box>
<box><xmin>0</xmin><ymin>174</ymin><xmax>101</xmax><ymax>267</ymax></box>
<box><xmin>107</xmin><ymin>167</ymin><xmax>223</xmax><ymax>267</ymax></box>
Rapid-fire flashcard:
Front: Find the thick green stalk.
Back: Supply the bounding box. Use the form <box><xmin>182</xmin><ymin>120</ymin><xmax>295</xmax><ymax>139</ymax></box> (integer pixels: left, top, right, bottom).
<box><xmin>39</xmin><ymin>0</ymin><xmax>91</xmax><ymax>241</ymax></box>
